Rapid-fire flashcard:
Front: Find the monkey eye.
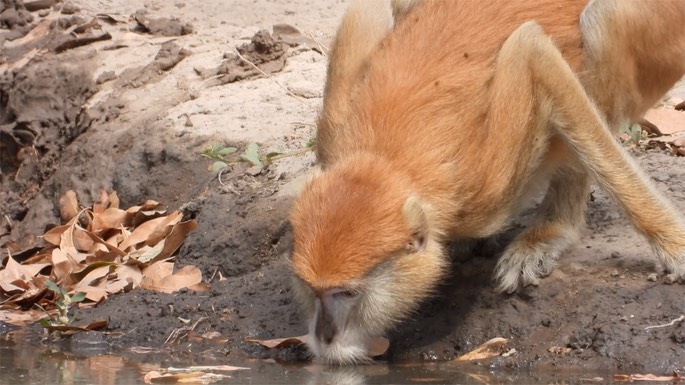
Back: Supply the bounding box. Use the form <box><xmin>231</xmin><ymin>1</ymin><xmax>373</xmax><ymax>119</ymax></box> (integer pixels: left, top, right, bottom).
<box><xmin>332</xmin><ymin>289</ymin><xmax>359</xmax><ymax>299</ymax></box>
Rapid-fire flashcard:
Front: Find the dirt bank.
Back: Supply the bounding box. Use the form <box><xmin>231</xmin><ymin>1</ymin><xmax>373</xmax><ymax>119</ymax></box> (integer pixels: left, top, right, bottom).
<box><xmin>1</xmin><ymin>0</ymin><xmax>684</xmax><ymax>375</ymax></box>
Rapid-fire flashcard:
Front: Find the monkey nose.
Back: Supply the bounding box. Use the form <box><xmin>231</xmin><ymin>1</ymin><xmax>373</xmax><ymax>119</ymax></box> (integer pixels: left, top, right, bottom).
<box><xmin>315</xmin><ymin>305</ymin><xmax>337</xmax><ymax>344</ymax></box>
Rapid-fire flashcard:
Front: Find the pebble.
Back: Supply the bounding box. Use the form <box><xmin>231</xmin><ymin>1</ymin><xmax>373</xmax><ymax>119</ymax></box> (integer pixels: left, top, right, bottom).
<box><xmin>647</xmin><ymin>273</ymin><xmax>658</xmax><ymax>282</ymax></box>
<box><xmin>246</xmin><ymin>165</ymin><xmax>262</xmax><ymax>176</ymax></box>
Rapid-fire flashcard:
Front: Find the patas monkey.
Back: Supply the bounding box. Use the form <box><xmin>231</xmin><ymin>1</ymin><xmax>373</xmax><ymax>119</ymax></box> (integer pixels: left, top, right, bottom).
<box><xmin>290</xmin><ymin>0</ymin><xmax>685</xmax><ymax>364</ymax></box>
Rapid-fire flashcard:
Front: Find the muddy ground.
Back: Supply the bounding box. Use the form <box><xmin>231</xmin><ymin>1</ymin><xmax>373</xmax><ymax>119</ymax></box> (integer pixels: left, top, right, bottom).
<box><xmin>1</xmin><ymin>0</ymin><xmax>684</xmax><ymax>375</ymax></box>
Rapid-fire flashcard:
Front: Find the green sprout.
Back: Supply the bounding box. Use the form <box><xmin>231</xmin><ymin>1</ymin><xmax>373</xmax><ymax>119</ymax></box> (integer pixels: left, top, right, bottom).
<box><xmin>36</xmin><ymin>281</ymin><xmax>86</xmax><ymax>328</ymax></box>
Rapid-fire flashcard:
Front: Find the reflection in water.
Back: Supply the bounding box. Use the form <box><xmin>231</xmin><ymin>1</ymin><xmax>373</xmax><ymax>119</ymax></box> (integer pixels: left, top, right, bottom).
<box><xmin>0</xmin><ymin>328</ymin><xmax>601</xmax><ymax>385</ymax></box>
<box><xmin>305</xmin><ymin>366</ymin><xmax>368</xmax><ymax>385</ymax></box>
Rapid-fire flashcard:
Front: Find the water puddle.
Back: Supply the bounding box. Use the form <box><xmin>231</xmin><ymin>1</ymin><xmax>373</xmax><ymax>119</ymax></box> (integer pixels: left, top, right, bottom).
<box><xmin>0</xmin><ymin>327</ymin><xmax>611</xmax><ymax>385</ymax></box>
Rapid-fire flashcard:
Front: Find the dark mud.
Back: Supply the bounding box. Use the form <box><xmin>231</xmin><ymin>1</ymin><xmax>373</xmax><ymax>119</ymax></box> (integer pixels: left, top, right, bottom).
<box><xmin>1</xmin><ymin>0</ymin><xmax>684</xmax><ymax>377</ymax></box>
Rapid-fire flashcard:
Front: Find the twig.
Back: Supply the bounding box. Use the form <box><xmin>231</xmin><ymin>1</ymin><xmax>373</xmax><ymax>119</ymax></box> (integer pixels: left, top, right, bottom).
<box><xmin>233</xmin><ymin>49</ymin><xmax>313</xmax><ymax>109</ymax></box>
<box><xmin>645</xmin><ymin>315</ymin><xmax>685</xmax><ymax>331</ymax></box>
<box><xmin>3</xmin><ymin>214</ymin><xmax>13</xmax><ymax>229</ymax></box>
<box><xmin>208</xmin><ymin>267</ymin><xmax>220</xmax><ymax>283</ymax></box>
<box><xmin>306</xmin><ymin>31</ymin><xmax>329</xmax><ymax>58</ymax></box>
<box><xmin>217</xmin><ymin>167</ymin><xmax>228</xmax><ymax>186</ymax></box>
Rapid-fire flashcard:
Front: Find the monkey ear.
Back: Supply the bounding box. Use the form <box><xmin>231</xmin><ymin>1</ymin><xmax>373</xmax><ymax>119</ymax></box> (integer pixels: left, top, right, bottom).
<box><xmin>403</xmin><ymin>194</ymin><xmax>429</xmax><ymax>252</ymax></box>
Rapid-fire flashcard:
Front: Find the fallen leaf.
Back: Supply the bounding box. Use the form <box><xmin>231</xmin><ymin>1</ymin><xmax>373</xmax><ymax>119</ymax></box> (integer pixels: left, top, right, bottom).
<box><xmin>140</xmin><ymin>264</ymin><xmax>202</xmax><ymax>294</ymax></box>
<box><xmin>143</xmin><ymin>371</ymin><xmax>228</xmax><ymax>384</ymax></box>
<box><xmin>92</xmin><ymin>208</ymin><xmax>128</xmax><ymax>233</ymax></box>
<box><xmin>119</xmin><ymin>216</ymin><xmax>173</xmax><ymax>251</ymax></box>
<box><xmin>59</xmin><ymin>190</ymin><xmax>79</xmax><ymax>223</ymax></box>
<box><xmin>0</xmin><ymin>309</ymin><xmax>51</xmax><ymax>325</ymax></box>
<box><xmin>149</xmin><ymin>220</ymin><xmax>198</xmax><ymax>265</ymax></box>
<box><xmin>128</xmin><ymin>243</ymin><xmax>165</xmax><ymax>264</ymax></box>
<box><xmin>70</xmin><ymin>285</ymin><xmax>108</xmax><ymax>303</ymax></box>
<box><xmin>113</xmin><ymin>265</ymin><xmax>143</xmax><ymax>288</ymax></box>
<box><xmin>72</xmin><ymin>263</ymin><xmax>112</xmax><ymax>287</ymax></box>
<box><xmin>43</xmin><ymin>319</ymin><xmax>108</xmax><ymax>334</ymax></box>
<box><xmin>631</xmin><ymin>374</ymin><xmax>681</xmax><ymax>382</ymax></box>
<box><xmin>245</xmin><ymin>335</ymin><xmax>307</xmax><ymax>349</ymax></box>
<box><xmin>454</xmin><ymin>337</ymin><xmax>509</xmax><ymax>361</ymax></box>
<box><xmin>141</xmin><ymin>262</ymin><xmax>174</xmax><ymax>281</ymax></box>
<box><xmin>0</xmin><ymin>255</ymin><xmax>50</xmax><ymax>287</ymax></box>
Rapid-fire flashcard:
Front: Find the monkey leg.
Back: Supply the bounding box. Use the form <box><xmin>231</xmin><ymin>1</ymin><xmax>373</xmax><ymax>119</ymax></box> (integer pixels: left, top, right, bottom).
<box><xmin>492</xmin><ymin>22</ymin><xmax>685</xmax><ymax>293</ymax></box>
<box><xmin>495</xmin><ymin>169</ymin><xmax>590</xmax><ymax>293</ymax></box>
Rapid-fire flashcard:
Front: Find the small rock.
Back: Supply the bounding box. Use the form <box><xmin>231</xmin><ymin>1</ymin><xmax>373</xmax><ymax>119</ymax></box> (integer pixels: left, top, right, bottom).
<box><xmin>96</xmin><ymin>70</ymin><xmax>116</xmax><ymax>84</ymax></box>
<box><xmin>610</xmin><ymin>269</ymin><xmax>619</xmax><ymax>277</ymax></box>
<box><xmin>610</xmin><ymin>252</ymin><xmax>621</xmax><ymax>259</ymax></box>
<box><xmin>184</xmin><ymin>115</ymin><xmax>193</xmax><ymax>127</ymax></box>
<box><xmin>246</xmin><ymin>166</ymin><xmax>262</xmax><ymax>176</ymax></box>
<box><xmin>38</xmin><ymin>9</ymin><xmax>49</xmax><ymax>17</ymax></box>
<box><xmin>647</xmin><ymin>273</ymin><xmax>658</xmax><ymax>282</ymax></box>
<box><xmin>60</xmin><ymin>3</ymin><xmax>80</xmax><ymax>14</ymax></box>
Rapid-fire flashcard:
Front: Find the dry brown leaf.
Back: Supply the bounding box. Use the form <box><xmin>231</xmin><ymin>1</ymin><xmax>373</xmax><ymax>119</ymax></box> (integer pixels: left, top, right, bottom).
<box><xmin>630</xmin><ymin>374</ymin><xmax>681</xmax><ymax>382</ymax></box>
<box><xmin>118</xmin><ymin>216</ymin><xmax>174</xmax><ymax>251</ymax></box>
<box><xmin>143</xmin><ymin>371</ymin><xmax>225</xmax><ymax>384</ymax></box>
<box><xmin>71</xmin><ymin>285</ymin><xmax>108</xmax><ymax>302</ymax></box>
<box><xmin>93</xmin><ymin>190</ymin><xmax>122</xmax><ymax>215</ymax></box>
<box><xmin>128</xmin><ymin>243</ymin><xmax>165</xmax><ymax>264</ymax></box>
<box><xmin>51</xmin><ymin>249</ymin><xmax>83</xmax><ymax>285</ymax></box>
<box><xmin>644</xmin><ymin>108</ymin><xmax>685</xmax><ymax>135</ymax></box>
<box><xmin>150</xmin><ymin>220</ymin><xmax>198</xmax><ymax>265</ymax></box>
<box><xmin>84</xmin><ymin>231</ymin><xmax>126</xmax><ymax>257</ymax></box>
<box><xmin>72</xmin><ymin>227</ymin><xmax>95</xmax><ymax>252</ymax></box>
<box><xmin>0</xmin><ymin>309</ymin><xmax>51</xmax><ymax>325</ymax></box>
<box><xmin>145</xmin><ymin>211</ymin><xmax>183</xmax><ymax>246</ymax></box>
<box><xmin>114</xmin><ymin>265</ymin><xmax>143</xmax><ymax>288</ymax></box>
<box><xmin>59</xmin><ymin>221</ymin><xmax>90</xmax><ymax>263</ymax></box>
<box><xmin>244</xmin><ymin>334</ymin><xmax>389</xmax><ymax>357</ymax></box>
<box><xmin>59</xmin><ymin>190</ymin><xmax>79</xmax><ymax>223</ymax></box>
<box><xmin>454</xmin><ymin>337</ymin><xmax>509</xmax><ymax>361</ymax></box>
<box><xmin>245</xmin><ymin>335</ymin><xmax>307</xmax><ymax>349</ymax></box>
<box><xmin>43</xmin><ymin>224</ymin><xmax>71</xmax><ymax>246</ymax></box>
<box><xmin>44</xmin><ymin>319</ymin><xmax>108</xmax><ymax>334</ymax></box>
<box><xmin>141</xmin><ymin>262</ymin><xmax>175</xmax><ymax>281</ymax></box>
<box><xmin>92</xmin><ymin>208</ymin><xmax>128</xmax><ymax>233</ymax></box>
<box><xmin>103</xmin><ymin>278</ymin><xmax>132</xmax><ymax>294</ymax></box>
<box><xmin>140</xmin><ymin>265</ymin><xmax>202</xmax><ymax>294</ymax></box>
<box><xmin>73</xmin><ymin>264</ymin><xmax>112</xmax><ymax>287</ymax></box>
<box><xmin>0</xmin><ymin>256</ymin><xmax>50</xmax><ymax>289</ymax></box>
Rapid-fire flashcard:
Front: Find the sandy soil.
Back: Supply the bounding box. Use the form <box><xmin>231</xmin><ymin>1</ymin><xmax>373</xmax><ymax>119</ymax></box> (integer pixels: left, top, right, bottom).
<box><xmin>1</xmin><ymin>0</ymin><xmax>684</xmax><ymax>374</ymax></box>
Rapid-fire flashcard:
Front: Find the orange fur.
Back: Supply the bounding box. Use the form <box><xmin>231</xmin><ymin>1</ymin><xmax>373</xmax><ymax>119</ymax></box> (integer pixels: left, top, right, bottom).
<box><xmin>290</xmin><ymin>0</ymin><xmax>685</xmax><ymax>364</ymax></box>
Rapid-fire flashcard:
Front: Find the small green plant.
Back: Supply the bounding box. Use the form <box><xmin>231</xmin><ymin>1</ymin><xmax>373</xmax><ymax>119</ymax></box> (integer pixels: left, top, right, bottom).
<box><xmin>305</xmin><ymin>135</ymin><xmax>316</xmax><ymax>149</ymax></box>
<box><xmin>36</xmin><ymin>281</ymin><xmax>86</xmax><ymax>327</ymax></box>
<box><xmin>620</xmin><ymin>123</ymin><xmax>647</xmax><ymax>147</ymax></box>
<box><xmin>201</xmin><ymin>141</ymin><xmax>319</xmax><ymax>173</ymax></box>
<box><xmin>201</xmin><ymin>144</ymin><xmax>238</xmax><ymax>172</ymax></box>
<box><xmin>240</xmin><ymin>143</ymin><xmax>263</xmax><ymax>167</ymax></box>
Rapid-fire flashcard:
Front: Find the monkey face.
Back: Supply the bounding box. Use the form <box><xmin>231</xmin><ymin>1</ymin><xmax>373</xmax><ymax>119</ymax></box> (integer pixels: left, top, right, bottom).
<box><xmin>289</xmin><ymin>157</ymin><xmax>448</xmax><ymax>364</ymax></box>
<box><xmin>292</xmin><ymin>250</ymin><xmax>445</xmax><ymax>364</ymax></box>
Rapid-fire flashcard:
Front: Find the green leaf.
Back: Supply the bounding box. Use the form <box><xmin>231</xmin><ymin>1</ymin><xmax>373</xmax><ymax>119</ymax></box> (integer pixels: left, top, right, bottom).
<box><xmin>44</xmin><ymin>281</ymin><xmax>61</xmax><ymax>295</ymax></box>
<box><xmin>38</xmin><ymin>318</ymin><xmax>51</xmax><ymax>327</ymax></box>
<box><xmin>240</xmin><ymin>143</ymin><xmax>262</xmax><ymax>167</ymax></box>
<box><xmin>211</xmin><ymin>161</ymin><xmax>228</xmax><ymax>173</ymax></box>
<box><xmin>265</xmin><ymin>152</ymin><xmax>282</xmax><ymax>161</ymax></box>
<box><xmin>217</xmin><ymin>147</ymin><xmax>237</xmax><ymax>155</ymax></box>
<box><xmin>70</xmin><ymin>292</ymin><xmax>86</xmax><ymax>303</ymax></box>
